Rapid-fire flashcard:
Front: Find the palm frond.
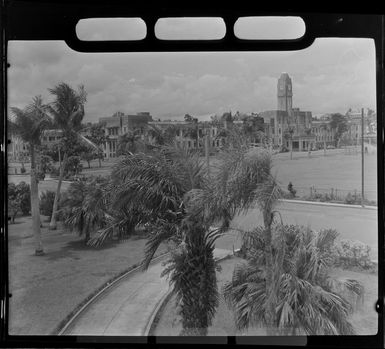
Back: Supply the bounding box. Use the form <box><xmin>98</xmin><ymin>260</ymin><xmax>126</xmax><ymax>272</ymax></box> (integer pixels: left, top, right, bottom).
<box><xmin>226</xmin><ymin>224</ymin><xmax>363</xmax><ymax>335</ymax></box>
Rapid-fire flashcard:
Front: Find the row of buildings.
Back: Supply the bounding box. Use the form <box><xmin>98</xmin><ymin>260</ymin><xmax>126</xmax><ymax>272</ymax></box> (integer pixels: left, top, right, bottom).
<box><xmin>8</xmin><ymin>73</ymin><xmax>377</xmax><ymax>161</ymax></box>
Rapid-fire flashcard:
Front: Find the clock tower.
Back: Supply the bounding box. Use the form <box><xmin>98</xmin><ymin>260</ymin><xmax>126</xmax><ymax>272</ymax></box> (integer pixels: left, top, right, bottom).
<box><xmin>277</xmin><ymin>73</ymin><xmax>293</xmax><ymax>114</ymax></box>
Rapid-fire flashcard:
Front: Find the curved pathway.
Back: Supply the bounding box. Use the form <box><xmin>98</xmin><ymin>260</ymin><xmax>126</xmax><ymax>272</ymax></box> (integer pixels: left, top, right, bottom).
<box><xmin>62</xmin><ymin>248</ymin><xmax>233</xmax><ymax>336</ymax></box>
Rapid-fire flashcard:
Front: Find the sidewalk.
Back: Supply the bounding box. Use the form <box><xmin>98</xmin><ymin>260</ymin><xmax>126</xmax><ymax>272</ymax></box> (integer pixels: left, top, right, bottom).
<box><xmin>62</xmin><ymin>248</ymin><xmax>233</xmax><ymax>336</ymax></box>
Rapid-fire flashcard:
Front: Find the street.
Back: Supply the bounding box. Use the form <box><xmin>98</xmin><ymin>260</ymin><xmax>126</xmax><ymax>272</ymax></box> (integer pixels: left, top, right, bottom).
<box><xmin>218</xmin><ymin>200</ymin><xmax>378</xmax><ymax>258</ymax></box>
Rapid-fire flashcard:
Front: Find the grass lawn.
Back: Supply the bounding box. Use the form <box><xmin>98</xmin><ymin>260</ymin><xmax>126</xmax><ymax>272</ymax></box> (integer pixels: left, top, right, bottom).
<box><xmin>209</xmin><ymin>148</ymin><xmax>377</xmax><ymax>201</ymax></box>
<box><xmin>7</xmin><ymin>216</ymin><xmax>167</xmax><ymax>335</ymax></box>
<box><xmin>153</xmin><ymin>257</ymin><xmax>378</xmax><ymax>336</ymax></box>
<box><xmin>272</xmin><ymin>150</ymin><xmax>377</xmax><ymax>201</ymax></box>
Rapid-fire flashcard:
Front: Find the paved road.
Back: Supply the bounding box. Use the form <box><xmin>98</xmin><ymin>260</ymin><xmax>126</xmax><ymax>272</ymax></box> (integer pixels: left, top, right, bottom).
<box><xmin>63</xmin><ymin>248</ymin><xmax>233</xmax><ymax>336</ymax></box>
<box><xmin>227</xmin><ymin>200</ymin><xmax>378</xmax><ymax>258</ymax></box>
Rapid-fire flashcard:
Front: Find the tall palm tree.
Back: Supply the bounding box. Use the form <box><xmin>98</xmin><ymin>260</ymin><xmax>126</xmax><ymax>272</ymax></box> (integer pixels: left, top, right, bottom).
<box><xmin>223</xmin><ymin>226</ymin><xmax>364</xmax><ymax>335</ymax></box>
<box><xmin>9</xmin><ymin>96</ymin><xmax>52</xmax><ymax>255</ymax></box>
<box><xmin>47</xmin><ymin>83</ymin><xmax>87</xmax><ymax>230</ymax></box>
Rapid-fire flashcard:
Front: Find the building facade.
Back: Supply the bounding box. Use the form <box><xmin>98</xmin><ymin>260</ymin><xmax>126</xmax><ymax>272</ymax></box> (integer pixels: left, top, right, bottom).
<box><xmin>99</xmin><ymin>112</ymin><xmax>153</xmax><ymax>158</ymax></box>
<box><xmin>260</xmin><ymin>73</ymin><xmax>316</xmax><ymax>151</ymax></box>
<box><xmin>7</xmin><ymin>135</ymin><xmax>29</xmax><ymax>162</ymax></box>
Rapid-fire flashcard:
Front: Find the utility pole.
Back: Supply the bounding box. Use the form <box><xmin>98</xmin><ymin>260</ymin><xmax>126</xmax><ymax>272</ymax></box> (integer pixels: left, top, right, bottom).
<box><xmin>361</xmin><ymin>108</ymin><xmax>365</xmax><ymax>207</ymax></box>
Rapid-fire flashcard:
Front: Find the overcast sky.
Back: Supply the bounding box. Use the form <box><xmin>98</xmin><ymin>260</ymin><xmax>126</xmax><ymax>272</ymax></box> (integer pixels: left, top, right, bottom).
<box><xmin>8</xmin><ymin>36</ymin><xmax>376</xmax><ymax>122</ymax></box>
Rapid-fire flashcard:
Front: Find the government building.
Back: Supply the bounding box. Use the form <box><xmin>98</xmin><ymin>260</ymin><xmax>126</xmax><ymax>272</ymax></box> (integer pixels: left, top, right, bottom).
<box><xmin>259</xmin><ymin>73</ymin><xmax>317</xmax><ymax>151</ymax></box>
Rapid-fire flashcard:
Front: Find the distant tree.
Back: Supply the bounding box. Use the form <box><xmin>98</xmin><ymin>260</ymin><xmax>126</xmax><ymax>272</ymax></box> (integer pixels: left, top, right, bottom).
<box><xmin>40</xmin><ymin>143</ymin><xmax>60</xmax><ymax>162</ymax></box>
<box><xmin>86</xmin><ymin>123</ymin><xmax>107</xmax><ymax>167</ymax></box>
<box><xmin>184</xmin><ymin>127</ymin><xmax>198</xmax><ymax>140</ymax></box>
<box><xmin>184</xmin><ymin>114</ymin><xmax>194</xmax><ymax>122</ymax></box>
<box><xmin>64</xmin><ymin>155</ymin><xmax>83</xmax><ymax>177</ymax></box>
<box><xmin>146</xmin><ymin>124</ymin><xmax>167</xmax><ymax>146</ymax></box>
<box><xmin>37</xmin><ymin>154</ymin><xmax>54</xmax><ymax>180</ymax></box>
<box><xmin>222</xmin><ymin>112</ymin><xmax>233</xmax><ymax>122</ymax></box>
<box><xmin>163</xmin><ymin>125</ymin><xmax>179</xmax><ymax>143</ymax></box>
<box><xmin>330</xmin><ymin>113</ymin><xmax>348</xmax><ymax>147</ymax></box>
<box><xmin>117</xmin><ymin>131</ymin><xmax>145</xmax><ymax>156</ymax></box>
<box><xmin>81</xmin><ymin>150</ymin><xmax>98</xmax><ymax>169</ymax></box>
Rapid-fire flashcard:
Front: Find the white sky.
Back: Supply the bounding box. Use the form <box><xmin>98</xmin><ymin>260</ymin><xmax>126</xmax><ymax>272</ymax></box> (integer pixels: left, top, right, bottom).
<box><xmin>8</xmin><ymin>37</ymin><xmax>376</xmax><ymax>122</ymax></box>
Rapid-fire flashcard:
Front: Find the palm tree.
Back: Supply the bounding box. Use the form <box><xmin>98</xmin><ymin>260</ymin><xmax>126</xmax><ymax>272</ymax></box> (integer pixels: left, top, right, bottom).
<box><xmin>9</xmin><ymin>96</ymin><xmax>52</xmax><ymax>255</ymax></box>
<box><xmin>161</xmin><ymin>222</ymin><xmax>221</xmax><ymax>336</ymax></box>
<box><xmin>47</xmin><ymin>83</ymin><xmax>87</xmax><ymax>230</ymax></box>
<box><xmin>116</xmin><ymin>130</ymin><xmax>145</xmax><ymax>156</ymax></box>
<box><xmin>61</xmin><ymin>178</ymin><xmax>107</xmax><ymax>243</ymax></box>
<box><xmin>223</xmin><ymin>226</ymin><xmax>364</xmax><ymax>335</ymax></box>
<box><xmin>91</xmin><ymin>144</ymin><xmax>278</xmax><ymax>335</ymax></box>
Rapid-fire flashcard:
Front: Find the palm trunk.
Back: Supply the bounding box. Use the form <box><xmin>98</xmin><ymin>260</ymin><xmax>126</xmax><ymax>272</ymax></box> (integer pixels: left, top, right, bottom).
<box><xmin>263</xmin><ymin>205</ymin><xmax>276</xmax><ymax>335</ymax></box>
<box><xmin>49</xmin><ymin>149</ymin><xmax>68</xmax><ymax>230</ymax></box>
<box><xmin>30</xmin><ymin>145</ymin><xmax>44</xmax><ymax>255</ymax></box>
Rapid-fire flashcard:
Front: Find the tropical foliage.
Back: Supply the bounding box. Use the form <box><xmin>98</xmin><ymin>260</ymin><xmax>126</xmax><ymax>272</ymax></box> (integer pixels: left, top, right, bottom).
<box><xmin>332</xmin><ymin>239</ymin><xmax>374</xmax><ymax>270</ymax></box>
<box><xmin>85</xmin><ymin>144</ymin><xmax>280</xmax><ymax>335</ymax></box>
<box><xmin>64</xmin><ymin>155</ymin><xmax>83</xmax><ymax>177</ymax></box>
<box><xmin>37</xmin><ymin>154</ymin><xmax>54</xmax><ymax>180</ymax></box>
<box><xmin>8</xmin><ymin>183</ymin><xmax>22</xmax><ymax>223</ymax></box>
<box><xmin>161</xmin><ymin>224</ymin><xmax>221</xmax><ymax>336</ymax></box>
<box><xmin>330</xmin><ymin>113</ymin><xmax>348</xmax><ymax>147</ymax></box>
<box><xmin>9</xmin><ymin>96</ymin><xmax>52</xmax><ymax>254</ymax></box>
<box><xmin>224</xmin><ymin>225</ymin><xmax>364</xmax><ymax>335</ymax></box>
<box><xmin>116</xmin><ymin>131</ymin><xmax>146</xmax><ymax>156</ymax></box>
<box><xmin>47</xmin><ymin>82</ymin><xmax>87</xmax><ymax>230</ymax></box>
<box><xmin>61</xmin><ymin>178</ymin><xmax>107</xmax><ymax>243</ymax></box>
<box><xmin>85</xmin><ymin>123</ymin><xmax>107</xmax><ymax>167</ymax></box>
<box><xmin>39</xmin><ymin>190</ymin><xmax>56</xmax><ymax>219</ymax></box>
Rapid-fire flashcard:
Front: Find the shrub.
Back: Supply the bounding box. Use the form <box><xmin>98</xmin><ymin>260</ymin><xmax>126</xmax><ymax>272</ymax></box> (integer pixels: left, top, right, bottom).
<box><xmin>287</xmin><ymin>182</ymin><xmax>296</xmax><ymax>198</ymax></box>
<box><xmin>64</xmin><ymin>155</ymin><xmax>83</xmax><ymax>176</ymax></box>
<box><xmin>8</xmin><ymin>183</ymin><xmax>20</xmax><ymax>223</ymax></box>
<box><xmin>332</xmin><ymin>239</ymin><xmax>374</xmax><ymax>270</ymax></box>
<box><xmin>50</xmin><ymin>166</ymin><xmax>60</xmax><ymax>177</ymax></box>
<box><xmin>20</xmin><ymin>166</ymin><xmax>26</xmax><ymax>174</ymax></box>
<box><xmin>344</xmin><ymin>192</ymin><xmax>377</xmax><ymax>206</ymax></box>
<box><xmin>15</xmin><ymin>181</ymin><xmax>31</xmax><ymax>215</ymax></box>
<box><xmin>39</xmin><ymin>191</ymin><xmax>56</xmax><ymax>219</ymax></box>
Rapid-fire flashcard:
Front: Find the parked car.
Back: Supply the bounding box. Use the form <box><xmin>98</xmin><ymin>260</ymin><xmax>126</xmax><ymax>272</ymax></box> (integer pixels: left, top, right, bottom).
<box><xmin>326</xmin><ymin>145</ymin><xmax>335</xmax><ymax>149</ymax></box>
